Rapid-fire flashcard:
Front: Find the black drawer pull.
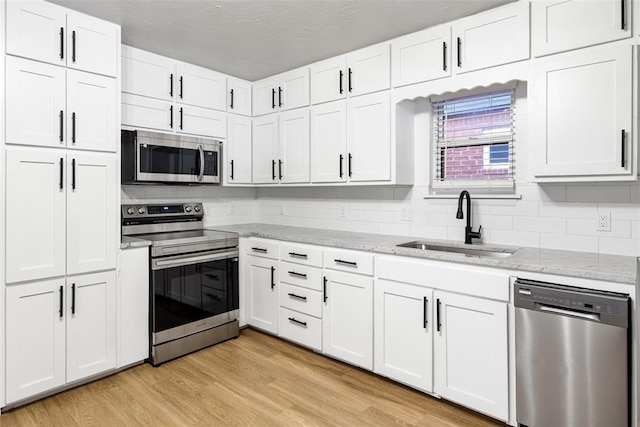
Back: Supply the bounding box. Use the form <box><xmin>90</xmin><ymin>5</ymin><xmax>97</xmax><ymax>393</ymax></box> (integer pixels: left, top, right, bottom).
<box><xmin>71</xmin><ymin>283</ymin><xmax>76</xmax><ymax>315</ymax></box>
<box><xmin>230</xmin><ymin>88</ymin><xmax>234</xmax><ymax>109</ymax></box>
<box><xmin>59</xmin><ymin>27</ymin><xmax>64</xmax><ymax>59</ymax></box>
<box><xmin>59</xmin><ymin>157</ymin><xmax>64</xmax><ymax>190</ymax></box>
<box><xmin>205</xmin><ymin>293</ymin><xmax>221</xmax><ymax>301</ymax></box>
<box><xmin>457</xmin><ymin>37</ymin><xmax>462</xmax><ymax>68</ymax></box>
<box><xmin>423</xmin><ymin>297</ymin><xmax>428</xmax><ymax>329</ymax></box>
<box><xmin>230</xmin><ymin>160</ymin><xmax>234</xmax><ymax>180</ymax></box>
<box><xmin>169</xmin><ymin>105</ymin><xmax>173</xmax><ymax>128</ymax></box>
<box><xmin>272</xmin><ymin>160</ymin><xmax>276</xmax><ymax>180</ymax></box>
<box><xmin>323</xmin><ymin>276</ymin><xmax>328</xmax><ymax>302</ymax></box>
<box><xmin>288</xmin><ymin>252</ymin><xmax>308</xmax><ymax>259</ymax></box>
<box><xmin>71</xmin><ymin>30</ymin><xmax>76</xmax><ymax>62</ymax></box>
<box><xmin>179</xmin><ymin>76</ymin><xmax>183</xmax><ymax>98</ymax></box>
<box><xmin>251</xmin><ymin>247</ymin><xmax>267</xmax><ymax>252</ymax></box>
<box><xmin>621</xmin><ymin>129</ymin><xmax>626</xmax><ymax>168</ymax></box>
<box><xmin>270</xmin><ymin>266</ymin><xmax>275</xmax><ymax>290</ymax></box>
<box><xmin>334</xmin><ymin>259</ymin><xmax>357</xmax><ymax>266</ymax></box>
<box><xmin>71</xmin><ymin>112</ymin><xmax>76</xmax><ymax>143</ymax></box>
<box><xmin>436</xmin><ymin>299</ymin><xmax>442</xmax><ymax>332</ymax></box>
<box><xmin>288</xmin><ymin>271</ymin><xmax>307</xmax><ymax>279</ymax></box>
<box><xmin>288</xmin><ymin>317</ymin><xmax>307</xmax><ymax>327</ymax></box>
<box><xmin>59</xmin><ymin>110</ymin><xmax>64</xmax><ymax>142</ymax></box>
<box><xmin>59</xmin><ymin>285</ymin><xmax>64</xmax><ymax>318</ymax></box>
<box><xmin>169</xmin><ymin>74</ymin><xmax>173</xmax><ymax>97</ymax></box>
<box><xmin>339</xmin><ymin>70</ymin><xmax>344</xmax><ymax>94</ymax></box>
<box><xmin>442</xmin><ymin>41</ymin><xmax>447</xmax><ymax>71</ymax></box>
<box><xmin>287</xmin><ymin>293</ymin><xmax>307</xmax><ymax>301</ymax></box>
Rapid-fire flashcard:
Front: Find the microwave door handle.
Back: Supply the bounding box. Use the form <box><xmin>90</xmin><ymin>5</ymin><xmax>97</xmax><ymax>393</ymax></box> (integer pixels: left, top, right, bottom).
<box><xmin>198</xmin><ymin>145</ymin><xmax>205</xmax><ymax>181</ymax></box>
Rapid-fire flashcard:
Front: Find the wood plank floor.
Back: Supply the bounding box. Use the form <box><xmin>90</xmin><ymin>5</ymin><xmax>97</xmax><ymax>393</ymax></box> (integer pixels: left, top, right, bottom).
<box><xmin>0</xmin><ymin>328</ymin><xmax>503</xmax><ymax>426</ymax></box>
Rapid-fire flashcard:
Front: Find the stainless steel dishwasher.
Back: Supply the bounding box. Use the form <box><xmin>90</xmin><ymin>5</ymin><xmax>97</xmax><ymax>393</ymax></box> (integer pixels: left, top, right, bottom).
<box><xmin>514</xmin><ymin>278</ymin><xmax>630</xmax><ymax>427</ymax></box>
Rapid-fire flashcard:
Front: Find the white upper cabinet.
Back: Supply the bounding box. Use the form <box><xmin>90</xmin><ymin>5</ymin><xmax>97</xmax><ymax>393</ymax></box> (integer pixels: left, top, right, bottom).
<box><xmin>452</xmin><ymin>1</ymin><xmax>530</xmax><ymax>74</ymax></box>
<box><xmin>121</xmin><ymin>94</ymin><xmax>173</xmax><ymax>132</ymax></box>
<box><xmin>310</xmin><ymin>100</ymin><xmax>348</xmax><ymax>183</ymax></box>
<box><xmin>532</xmin><ymin>0</ymin><xmax>631</xmax><ymax>57</ymax></box>
<box><xmin>121</xmin><ymin>45</ymin><xmax>174</xmax><ymax>101</ymax></box>
<box><xmin>253</xmin><ymin>67</ymin><xmax>309</xmax><ymax>116</ymax></box>
<box><xmin>310</xmin><ymin>43</ymin><xmax>390</xmax><ymax>104</ymax></box>
<box><xmin>227</xmin><ymin>76</ymin><xmax>252</xmax><ymax>116</ymax></box>
<box><xmin>6</xmin><ymin>0</ymin><xmax>118</xmax><ymax>77</ymax></box>
<box><xmin>176</xmin><ymin>104</ymin><xmax>227</xmax><ymax>139</ymax></box>
<box><xmin>176</xmin><ymin>61</ymin><xmax>227</xmax><ymax>111</ymax></box>
<box><xmin>392</xmin><ymin>25</ymin><xmax>451</xmax><ymax>87</ymax></box>
<box><xmin>252</xmin><ymin>114</ymin><xmax>280</xmax><ymax>183</ymax></box>
<box><xmin>226</xmin><ymin>115</ymin><xmax>253</xmax><ymax>184</ymax></box>
<box><xmin>532</xmin><ymin>44</ymin><xmax>633</xmax><ymax>180</ymax></box>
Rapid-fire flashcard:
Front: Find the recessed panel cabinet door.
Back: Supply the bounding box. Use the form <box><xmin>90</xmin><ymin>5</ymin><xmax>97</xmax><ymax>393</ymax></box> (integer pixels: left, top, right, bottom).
<box><xmin>121</xmin><ymin>45</ymin><xmax>175</xmax><ymax>101</ymax></box>
<box><xmin>310</xmin><ymin>100</ymin><xmax>347</xmax><ymax>183</ymax></box>
<box><xmin>6</xmin><ymin>56</ymin><xmax>66</xmax><ymax>148</ymax></box>
<box><xmin>227</xmin><ymin>77</ymin><xmax>252</xmax><ymax>116</ymax></box>
<box><xmin>533</xmin><ymin>44</ymin><xmax>632</xmax><ymax>179</ymax></box>
<box><xmin>121</xmin><ymin>93</ymin><xmax>174</xmax><ymax>132</ymax></box>
<box><xmin>279</xmin><ymin>68</ymin><xmax>310</xmax><ymax>111</ymax></box>
<box><xmin>392</xmin><ymin>25</ymin><xmax>451</xmax><ymax>87</ymax></box>
<box><xmin>247</xmin><ymin>256</ymin><xmax>279</xmax><ymax>334</ymax></box>
<box><xmin>176</xmin><ymin>62</ymin><xmax>226</xmax><ymax>111</ymax></box>
<box><xmin>66</xmin><ymin>271</ymin><xmax>117</xmax><ymax>382</ymax></box>
<box><xmin>66</xmin><ymin>153</ymin><xmax>117</xmax><ymax>275</ymax></box>
<box><xmin>252</xmin><ymin>114</ymin><xmax>279</xmax><ymax>183</ymax></box>
<box><xmin>6</xmin><ymin>148</ymin><xmax>66</xmax><ymax>283</ymax></box>
<box><xmin>66</xmin><ymin>11</ymin><xmax>118</xmax><ymax>77</ymax></box>
<box><xmin>67</xmin><ymin>70</ymin><xmax>117</xmax><ymax>152</ymax></box>
<box><xmin>227</xmin><ymin>115</ymin><xmax>253</xmax><ymax>184</ymax></box>
<box><xmin>6</xmin><ymin>279</ymin><xmax>66</xmax><ymax>404</ymax></box>
<box><xmin>310</xmin><ymin>56</ymin><xmax>347</xmax><ymax>105</ymax></box>
<box><xmin>347</xmin><ymin>43</ymin><xmax>391</xmax><ymax>97</ymax></box>
<box><xmin>177</xmin><ymin>105</ymin><xmax>227</xmax><ymax>138</ymax></box>
<box><xmin>279</xmin><ymin>108</ymin><xmax>310</xmax><ymax>183</ymax></box>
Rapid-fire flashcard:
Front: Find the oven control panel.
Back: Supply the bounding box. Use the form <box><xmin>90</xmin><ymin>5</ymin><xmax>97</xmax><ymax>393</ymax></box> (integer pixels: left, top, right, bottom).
<box><xmin>122</xmin><ymin>203</ymin><xmax>204</xmax><ymax>220</ymax></box>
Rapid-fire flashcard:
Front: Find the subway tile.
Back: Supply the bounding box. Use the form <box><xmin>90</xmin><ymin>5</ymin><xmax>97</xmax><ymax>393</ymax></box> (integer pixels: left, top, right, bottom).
<box><xmin>350</xmin><ymin>221</ymin><xmax>380</xmax><ymax>234</ymax></box>
<box><xmin>566</xmin><ymin>185</ymin><xmax>631</xmax><ymax>203</ymax></box>
<box><xmin>633</xmin><ymin>222</ymin><xmax>640</xmax><ymax>239</ymax></box>
<box><xmin>380</xmin><ymin>222</ymin><xmax>412</xmax><ymax>236</ymax></box>
<box><xmin>411</xmin><ymin>224</ymin><xmax>449</xmax><ymax>240</ymax></box>
<box><xmin>513</xmin><ymin>216</ymin><xmax>566</xmax><ymax>234</ymax></box>
<box><xmin>540</xmin><ymin>234</ymin><xmax>598</xmax><ymax>253</ymax></box>
<box><xmin>567</xmin><ymin>218</ymin><xmax>631</xmax><ymax>239</ymax></box>
<box><xmin>598</xmin><ymin>237</ymin><xmax>640</xmax><ymax>257</ymax></box>
<box><xmin>489</xmin><ymin>201</ymin><xmax>539</xmax><ymax>216</ymax></box>
<box><xmin>477</xmin><ymin>215</ymin><xmax>513</xmax><ymax>231</ymax></box>
<box><xmin>539</xmin><ymin>202</ymin><xmax>597</xmax><ymax>219</ymax></box>
<box><xmin>483</xmin><ymin>229</ymin><xmax>540</xmax><ymax>248</ymax></box>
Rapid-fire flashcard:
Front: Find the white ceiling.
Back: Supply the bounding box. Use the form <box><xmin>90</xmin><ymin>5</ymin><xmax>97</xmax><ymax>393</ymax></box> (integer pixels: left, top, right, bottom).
<box><xmin>48</xmin><ymin>0</ymin><xmax>512</xmax><ymax>81</ymax></box>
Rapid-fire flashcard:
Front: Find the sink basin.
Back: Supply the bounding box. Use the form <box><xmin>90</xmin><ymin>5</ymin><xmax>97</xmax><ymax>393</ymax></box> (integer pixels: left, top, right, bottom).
<box><xmin>397</xmin><ymin>241</ymin><xmax>514</xmax><ymax>258</ymax></box>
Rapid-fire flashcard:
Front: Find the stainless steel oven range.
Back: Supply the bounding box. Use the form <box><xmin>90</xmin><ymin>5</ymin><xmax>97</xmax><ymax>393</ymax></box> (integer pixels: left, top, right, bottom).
<box><xmin>122</xmin><ymin>203</ymin><xmax>239</xmax><ymax>366</ymax></box>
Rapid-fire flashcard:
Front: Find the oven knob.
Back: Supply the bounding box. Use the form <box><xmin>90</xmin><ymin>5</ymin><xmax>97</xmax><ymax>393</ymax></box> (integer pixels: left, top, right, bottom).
<box><xmin>138</xmin><ymin>207</ymin><xmax>145</xmax><ymax>214</ymax></box>
<box><xmin>194</xmin><ymin>205</ymin><xmax>201</xmax><ymax>212</ymax></box>
<box><xmin>185</xmin><ymin>206</ymin><xmax>192</xmax><ymax>213</ymax></box>
<box><xmin>126</xmin><ymin>207</ymin><xmax>134</xmax><ymax>215</ymax></box>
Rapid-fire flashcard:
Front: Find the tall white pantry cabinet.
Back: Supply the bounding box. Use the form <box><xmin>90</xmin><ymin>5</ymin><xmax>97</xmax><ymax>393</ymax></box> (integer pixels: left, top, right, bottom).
<box><xmin>3</xmin><ymin>0</ymin><xmax>120</xmax><ymax>406</ymax></box>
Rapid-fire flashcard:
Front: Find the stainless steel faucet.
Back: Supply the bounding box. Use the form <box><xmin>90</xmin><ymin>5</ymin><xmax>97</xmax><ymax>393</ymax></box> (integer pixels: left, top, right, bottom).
<box><xmin>456</xmin><ymin>190</ymin><xmax>482</xmax><ymax>244</ymax></box>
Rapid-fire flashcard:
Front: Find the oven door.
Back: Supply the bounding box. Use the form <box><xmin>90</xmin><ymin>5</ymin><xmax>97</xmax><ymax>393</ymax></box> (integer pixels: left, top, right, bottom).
<box><xmin>151</xmin><ymin>249</ymin><xmax>238</xmax><ymax>345</ymax></box>
<box><xmin>136</xmin><ymin>136</ymin><xmax>220</xmax><ymax>184</ymax></box>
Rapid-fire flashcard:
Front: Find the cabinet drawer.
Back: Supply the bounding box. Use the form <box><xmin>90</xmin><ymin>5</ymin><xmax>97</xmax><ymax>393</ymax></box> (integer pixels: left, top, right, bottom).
<box><xmin>280</xmin><ymin>243</ymin><xmax>323</xmax><ymax>267</ymax></box>
<box><xmin>324</xmin><ymin>249</ymin><xmax>374</xmax><ymax>276</ymax></box>
<box><xmin>278</xmin><ymin>308</ymin><xmax>322</xmax><ymax>351</ymax></box>
<box><xmin>280</xmin><ymin>262</ymin><xmax>323</xmax><ymax>291</ymax></box>
<box><xmin>122</xmin><ymin>93</ymin><xmax>173</xmax><ymax>132</ymax></box>
<box><xmin>280</xmin><ymin>283</ymin><xmax>322</xmax><ymax>318</ymax></box>
<box><xmin>246</xmin><ymin>238</ymin><xmax>279</xmax><ymax>259</ymax></box>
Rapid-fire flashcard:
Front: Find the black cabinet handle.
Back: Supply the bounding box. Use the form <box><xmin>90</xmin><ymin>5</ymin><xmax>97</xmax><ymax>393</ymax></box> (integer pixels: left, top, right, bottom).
<box><xmin>287</xmin><ymin>292</ymin><xmax>307</xmax><ymax>301</ymax></box>
<box><xmin>72</xmin><ymin>30</ymin><xmax>76</xmax><ymax>62</ymax></box>
<box><xmin>169</xmin><ymin>74</ymin><xmax>173</xmax><ymax>97</ymax></box>
<box><xmin>288</xmin><ymin>271</ymin><xmax>307</xmax><ymax>279</ymax></box>
<box><xmin>339</xmin><ymin>154</ymin><xmax>344</xmax><ymax>178</ymax></box>
<box><xmin>348</xmin><ymin>67</ymin><xmax>353</xmax><ymax>92</ymax></box>
<box><xmin>59</xmin><ymin>286</ymin><xmax>64</xmax><ymax>318</ymax></box>
<box><xmin>436</xmin><ymin>299</ymin><xmax>442</xmax><ymax>332</ymax></box>
<box><xmin>288</xmin><ymin>317</ymin><xmax>307</xmax><ymax>327</ymax></box>
<box><xmin>71</xmin><ymin>112</ymin><xmax>76</xmax><ymax>143</ymax></box>
<box><xmin>442</xmin><ymin>41</ymin><xmax>447</xmax><ymax>71</ymax></box>
<box><xmin>348</xmin><ymin>153</ymin><xmax>353</xmax><ymax>178</ymax></box>
<box><xmin>272</xmin><ymin>88</ymin><xmax>276</xmax><ymax>109</ymax></box>
<box><xmin>251</xmin><ymin>247</ymin><xmax>267</xmax><ymax>252</ymax></box>
<box><xmin>59</xmin><ymin>27</ymin><xmax>64</xmax><ymax>59</ymax></box>
<box><xmin>334</xmin><ymin>258</ymin><xmax>357</xmax><ymax>266</ymax></box>
<box><xmin>323</xmin><ymin>276</ymin><xmax>328</xmax><ymax>302</ymax></box>
<box><xmin>59</xmin><ymin>110</ymin><xmax>64</xmax><ymax>142</ymax></box>
<box><xmin>288</xmin><ymin>252</ymin><xmax>308</xmax><ymax>259</ymax></box>
<box><xmin>169</xmin><ymin>105</ymin><xmax>173</xmax><ymax>128</ymax></box>
<box><xmin>278</xmin><ymin>86</ymin><xmax>283</xmax><ymax>107</ymax></box>
<box><xmin>271</xmin><ymin>160</ymin><xmax>276</xmax><ymax>180</ymax></box>
<box><xmin>279</xmin><ymin>159</ymin><xmax>283</xmax><ymax>180</ymax></box>
<box><xmin>621</xmin><ymin>129</ymin><xmax>626</xmax><ymax>168</ymax></box>
<box><xmin>457</xmin><ymin>37</ymin><xmax>462</xmax><ymax>68</ymax></box>
<box><xmin>59</xmin><ymin>157</ymin><xmax>64</xmax><ymax>190</ymax></box>
<box><xmin>423</xmin><ymin>297</ymin><xmax>428</xmax><ymax>328</ymax></box>
<box><xmin>230</xmin><ymin>160</ymin><xmax>234</xmax><ymax>180</ymax></box>
<box><xmin>230</xmin><ymin>89</ymin><xmax>234</xmax><ymax>109</ymax></box>
<box><xmin>71</xmin><ymin>283</ymin><xmax>76</xmax><ymax>315</ymax></box>
<box><xmin>179</xmin><ymin>107</ymin><xmax>183</xmax><ymax>130</ymax></box>
<box><xmin>270</xmin><ymin>266</ymin><xmax>275</xmax><ymax>290</ymax></box>
<box><xmin>179</xmin><ymin>76</ymin><xmax>183</xmax><ymax>98</ymax></box>
<box><xmin>622</xmin><ymin>0</ymin><xmax>626</xmax><ymax>30</ymax></box>
<box><xmin>339</xmin><ymin>70</ymin><xmax>344</xmax><ymax>94</ymax></box>
<box><xmin>71</xmin><ymin>158</ymin><xmax>76</xmax><ymax>190</ymax></box>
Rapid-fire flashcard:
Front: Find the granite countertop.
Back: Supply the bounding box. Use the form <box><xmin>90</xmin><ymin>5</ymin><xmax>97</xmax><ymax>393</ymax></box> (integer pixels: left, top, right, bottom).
<box><xmin>120</xmin><ymin>236</ymin><xmax>152</xmax><ymax>249</ymax></box>
<box><xmin>210</xmin><ymin>223</ymin><xmax>638</xmax><ymax>286</ymax></box>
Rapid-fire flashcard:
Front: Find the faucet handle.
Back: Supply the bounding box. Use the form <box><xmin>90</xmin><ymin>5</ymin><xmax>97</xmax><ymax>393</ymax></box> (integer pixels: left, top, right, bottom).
<box><xmin>469</xmin><ymin>225</ymin><xmax>482</xmax><ymax>239</ymax></box>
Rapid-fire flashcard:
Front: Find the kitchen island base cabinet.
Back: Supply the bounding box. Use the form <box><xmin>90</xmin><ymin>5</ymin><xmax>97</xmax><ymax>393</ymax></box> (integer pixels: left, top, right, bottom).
<box><xmin>247</xmin><ymin>256</ymin><xmax>279</xmax><ymax>334</ymax></box>
<box><xmin>322</xmin><ymin>271</ymin><xmax>373</xmax><ymax>370</ymax></box>
<box><xmin>433</xmin><ymin>291</ymin><xmax>508</xmax><ymax>422</ymax></box>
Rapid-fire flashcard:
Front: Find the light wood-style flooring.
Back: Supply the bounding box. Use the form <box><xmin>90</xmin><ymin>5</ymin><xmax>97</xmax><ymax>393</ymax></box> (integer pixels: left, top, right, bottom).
<box><xmin>0</xmin><ymin>328</ymin><xmax>502</xmax><ymax>426</ymax></box>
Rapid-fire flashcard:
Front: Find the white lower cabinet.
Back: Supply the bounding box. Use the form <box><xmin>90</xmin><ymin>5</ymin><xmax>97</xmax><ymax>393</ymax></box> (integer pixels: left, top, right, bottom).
<box><xmin>6</xmin><ymin>271</ymin><xmax>116</xmax><ymax>404</ymax></box>
<box><xmin>322</xmin><ymin>271</ymin><xmax>373</xmax><ymax>370</ymax></box>
<box><xmin>374</xmin><ymin>280</ymin><xmax>433</xmax><ymax>393</ymax></box>
<box><xmin>246</xmin><ymin>255</ymin><xmax>279</xmax><ymax>334</ymax></box>
<box><xmin>433</xmin><ymin>290</ymin><xmax>508</xmax><ymax>421</ymax></box>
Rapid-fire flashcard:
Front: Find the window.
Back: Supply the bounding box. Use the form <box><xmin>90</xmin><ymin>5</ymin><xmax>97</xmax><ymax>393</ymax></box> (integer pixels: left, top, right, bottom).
<box><xmin>432</xmin><ymin>88</ymin><xmax>515</xmax><ymax>190</ymax></box>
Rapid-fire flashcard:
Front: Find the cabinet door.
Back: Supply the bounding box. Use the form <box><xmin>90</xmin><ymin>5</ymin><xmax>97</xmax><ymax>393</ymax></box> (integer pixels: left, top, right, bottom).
<box><xmin>392</xmin><ymin>25</ymin><xmax>451</xmax><ymax>87</ymax></box>
<box><xmin>434</xmin><ymin>291</ymin><xmax>508</xmax><ymax>421</ymax></box>
<box><xmin>121</xmin><ymin>45</ymin><xmax>175</xmax><ymax>101</ymax></box>
<box><xmin>310</xmin><ymin>100</ymin><xmax>347</xmax><ymax>183</ymax></box>
<box><xmin>310</xmin><ymin>56</ymin><xmax>347</xmax><ymax>105</ymax></box>
<box><xmin>6</xmin><ymin>279</ymin><xmax>66</xmax><ymax>404</ymax></box>
<box><xmin>247</xmin><ymin>256</ymin><xmax>279</xmax><ymax>334</ymax></box>
<box><xmin>176</xmin><ymin>62</ymin><xmax>226</xmax><ymax>111</ymax></box>
<box><xmin>121</xmin><ymin>93</ymin><xmax>174</xmax><ymax>132</ymax></box>
<box><xmin>252</xmin><ymin>114</ymin><xmax>279</xmax><ymax>184</ymax></box>
<box><xmin>177</xmin><ymin>105</ymin><xmax>227</xmax><ymax>138</ymax></box>
<box><xmin>347</xmin><ymin>43</ymin><xmax>391</xmax><ymax>97</ymax></box>
<box><xmin>66</xmin><ymin>11</ymin><xmax>119</xmax><ymax>77</ymax></box>
<box><xmin>227</xmin><ymin>77</ymin><xmax>252</xmax><ymax>116</ymax></box>
<box><xmin>374</xmin><ymin>280</ymin><xmax>433</xmax><ymax>393</ymax></box>
<box><xmin>279</xmin><ymin>68</ymin><xmax>310</xmax><ymax>111</ymax></box>
<box><xmin>279</xmin><ymin>108</ymin><xmax>310</xmax><ymax>183</ymax></box>
<box><xmin>323</xmin><ymin>271</ymin><xmax>373</xmax><ymax>370</ymax></box>
<box><xmin>227</xmin><ymin>115</ymin><xmax>253</xmax><ymax>184</ymax></box>
<box><xmin>453</xmin><ymin>2</ymin><xmax>529</xmax><ymax>74</ymax></box>
<box><xmin>6</xmin><ymin>0</ymin><xmax>66</xmax><ymax>67</ymax></box>
<box><xmin>348</xmin><ymin>92</ymin><xmax>391</xmax><ymax>182</ymax></box>
<box><xmin>6</xmin><ymin>148</ymin><xmax>66</xmax><ymax>283</ymax></box>
<box><xmin>66</xmin><ymin>69</ymin><xmax>117</xmax><ymax>152</ymax></box>
<box><xmin>6</xmin><ymin>56</ymin><xmax>66</xmax><ymax>148</ymax></box>
<box><xmin>253</xmin><ymin>76</ymin><xmax>279</xmax><ymax>116</ymax></box>
<box><xmin>533</xmin><ymin>44</ymin><xmax>632</xmax><ymax>179</ymax></box>
<box><xmin>66</xmin><ymin>271</ymin><xmax>117</xmax><ymax>382</ymax></box>
<box><xmin>532</xmin><ymin>0</ymin><xmax>630</xmax><ymax>57</ymax></box>
<box><xmin>66</xmin><ymin>152</ymin><xmax>117</xmax><ymax>275</ymax></box>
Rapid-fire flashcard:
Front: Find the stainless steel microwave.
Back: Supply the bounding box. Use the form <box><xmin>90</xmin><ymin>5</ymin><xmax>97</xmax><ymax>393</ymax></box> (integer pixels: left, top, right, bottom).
<box><xmin>121</xmin><ymin>130</ymin><xmax>221</xmax><ymax>184</ymax></box>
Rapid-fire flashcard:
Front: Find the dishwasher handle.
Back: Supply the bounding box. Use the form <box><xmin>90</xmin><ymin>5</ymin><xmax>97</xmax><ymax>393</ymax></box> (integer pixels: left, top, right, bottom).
<box><xmin>535</xmin><ymin>303</ymin><xmax>600</xmax><ymax>322</ymax></box>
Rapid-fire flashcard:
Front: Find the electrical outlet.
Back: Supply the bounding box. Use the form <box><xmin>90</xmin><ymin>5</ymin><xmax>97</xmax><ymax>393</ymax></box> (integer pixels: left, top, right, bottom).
<box><xmin>597</xmin><ymin>212</ymin><xmax>611</xmax><ymax>232</ymax></box>
<box><xmin>400</xmin><ymin>207</ymin><xmax>414</xmax><ymax>221</ymax></box>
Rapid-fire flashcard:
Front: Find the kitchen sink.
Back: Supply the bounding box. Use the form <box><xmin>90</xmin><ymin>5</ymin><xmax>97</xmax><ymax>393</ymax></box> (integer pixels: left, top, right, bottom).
<box><xmin>397</xmin><ymin>241</ymin><xmax>514</xmax><ymax>258</ymax></box>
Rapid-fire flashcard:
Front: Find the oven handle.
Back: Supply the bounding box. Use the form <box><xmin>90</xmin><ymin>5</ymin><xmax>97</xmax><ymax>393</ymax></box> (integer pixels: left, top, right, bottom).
<box><xmin>152</xmin><ymin>251</ymin><xmax>237</xmax><ymax>270</ymax></box>
<box><xmin>198</xmin><ymin>145</ymin><xmax>205</xmax><ymax>181</ymax></box>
